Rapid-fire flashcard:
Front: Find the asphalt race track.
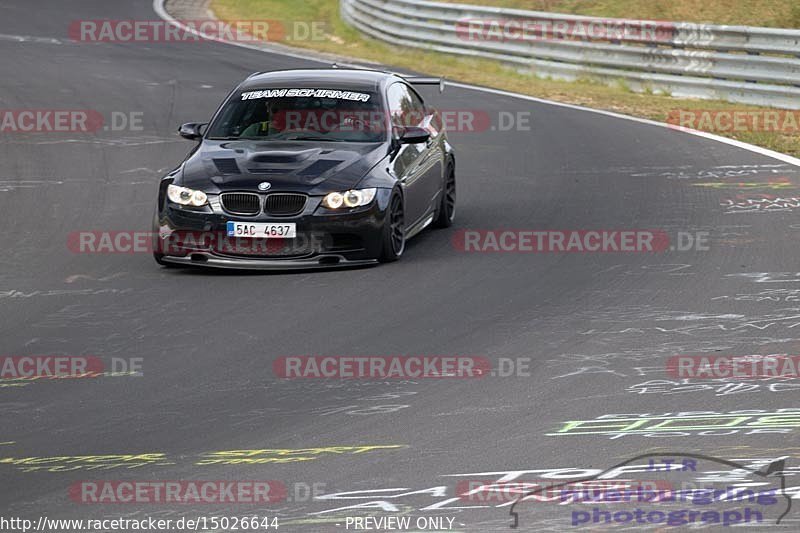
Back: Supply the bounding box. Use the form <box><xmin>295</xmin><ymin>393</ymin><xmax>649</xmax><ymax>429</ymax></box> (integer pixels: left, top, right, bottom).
<box><xmin>2</xmin><ymin>1</ymin><xmax>800</xmax><ymax>531</ymax></box>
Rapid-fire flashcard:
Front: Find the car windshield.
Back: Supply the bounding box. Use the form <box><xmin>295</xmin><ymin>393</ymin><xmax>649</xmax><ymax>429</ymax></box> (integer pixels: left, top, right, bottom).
<box><xmin>206</xmin><ymin>88</ymin><xmax>386</xmax><ymax>142</ymax></box>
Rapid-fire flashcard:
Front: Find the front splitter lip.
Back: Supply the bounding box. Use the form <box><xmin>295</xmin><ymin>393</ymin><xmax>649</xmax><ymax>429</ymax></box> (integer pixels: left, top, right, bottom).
<box><xmin>160</xmin><ymin>252</ymin><xmax>378</xmax><ymax>271</ymax></box>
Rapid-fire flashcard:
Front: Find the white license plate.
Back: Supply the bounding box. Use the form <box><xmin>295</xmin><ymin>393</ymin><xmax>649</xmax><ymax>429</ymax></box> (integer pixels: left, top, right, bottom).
<box><xmin>226</xmin><ymin>222</ymin><xmax>296</xmax><ymax>238</ymax></box>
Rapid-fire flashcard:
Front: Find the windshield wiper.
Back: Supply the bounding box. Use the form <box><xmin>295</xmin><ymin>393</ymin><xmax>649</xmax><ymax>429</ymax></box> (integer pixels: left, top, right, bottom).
<box><xmin>283</xmin><ymin>135</ymin><xmax>344</xmax><ymax>142</ymax></box>
<box><xmin>210</xmin><ymin>135</ymin><xmax>347</xmax><ymax>142</ymax></box>
<box><xmin>208</xmin><ymin>135</ymin><xmax>277</xmax><ymax>141</ymax></box>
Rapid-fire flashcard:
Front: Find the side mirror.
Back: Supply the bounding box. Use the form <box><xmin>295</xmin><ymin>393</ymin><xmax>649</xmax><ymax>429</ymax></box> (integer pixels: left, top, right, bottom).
<box><xmin>399</xmin><ymin>126</ymin><xmax>431</xmax><ymax>144</ymax></box>
<box><xmin>179</xmin><ymin>122</ymin><xmax>207</xmax><ymax>141</ymax></box>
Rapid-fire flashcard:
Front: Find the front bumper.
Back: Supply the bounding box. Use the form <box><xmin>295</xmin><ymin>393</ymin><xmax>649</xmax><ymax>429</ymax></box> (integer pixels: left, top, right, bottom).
<box><xmin>154</xmin><ymin>189</ymin><xmax>391</xmax><ymax>270</ymax></box>
<box><xmin>159</xmin><ymin>253</ymin><xmax>377</xmax><ymax>270</ymax></box>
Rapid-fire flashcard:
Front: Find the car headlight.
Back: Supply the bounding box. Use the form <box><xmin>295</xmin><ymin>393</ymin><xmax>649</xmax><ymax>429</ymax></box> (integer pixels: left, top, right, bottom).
<box><xmin>167</xmin><ymin>184</ymin><xmax>208</xmax><ymax>207</ymax></box>
<box><xmin>321</xmin><ymin>188</ymin><xmax>377</xmax><ymax>209</ymax></box>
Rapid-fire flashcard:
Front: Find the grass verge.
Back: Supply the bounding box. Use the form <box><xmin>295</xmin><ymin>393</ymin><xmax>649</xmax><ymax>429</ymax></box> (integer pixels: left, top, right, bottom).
<box><xmin>437</xmin><ymin>0</ymin><xmax>800</xmax><ymax>29</ymax></box>
<box><xmin>212</xmin><ymin>0</ymin><xmax>800</xmax><ymax>157</ymax></box>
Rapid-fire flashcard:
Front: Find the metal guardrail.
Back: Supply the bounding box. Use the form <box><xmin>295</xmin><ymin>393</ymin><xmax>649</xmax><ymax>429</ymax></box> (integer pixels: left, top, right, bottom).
<box><xmin>341</xmin><ymin>0</ymin><xmax>800</xmax><ymax>109</ymax></box>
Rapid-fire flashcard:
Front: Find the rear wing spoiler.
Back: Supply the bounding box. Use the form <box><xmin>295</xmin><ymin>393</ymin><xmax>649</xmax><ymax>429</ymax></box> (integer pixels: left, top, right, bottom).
<box><xmin>330</xmin><ymin>64</ymin><xmax>445</xmax><ymax>93</ymax></box>
<box><xmin>404</xmin><ymin>77</ymin><xmax>446</xmax><ymax>94</ymax></box>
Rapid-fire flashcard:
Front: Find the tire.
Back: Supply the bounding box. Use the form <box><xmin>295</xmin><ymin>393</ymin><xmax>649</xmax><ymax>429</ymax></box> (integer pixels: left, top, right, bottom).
<box><xmin>433</xmin><ymin>163</ymin><xmax>456</xmax><ymax>228</ymax></box>
<box><xmin>378</xmin><ymin>192</ymin><xmax>405</xmax><ymax>263</ymax></box>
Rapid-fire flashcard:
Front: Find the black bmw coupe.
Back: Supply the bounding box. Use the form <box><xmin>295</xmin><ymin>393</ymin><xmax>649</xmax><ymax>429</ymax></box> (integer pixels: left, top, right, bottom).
<box><xmin>153</xmin><ymin>68</ymin><xmax>456</xmax><ymax>269</ymax></box>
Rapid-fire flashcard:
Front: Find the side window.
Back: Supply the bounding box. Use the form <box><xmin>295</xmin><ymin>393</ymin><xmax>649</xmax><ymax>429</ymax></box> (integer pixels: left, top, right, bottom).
<box><xmin>387</xmin><ymin>83</ymin><xmax>426</xmax><ymax>131</ymax></box>
<box><xmin>407</xmin><ymin>87</ymin><xmax>426</xmax><ymax>125</ymax></box>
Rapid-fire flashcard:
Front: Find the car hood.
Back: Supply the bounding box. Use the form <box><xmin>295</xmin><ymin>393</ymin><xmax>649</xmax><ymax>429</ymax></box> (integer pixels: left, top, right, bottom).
<box><xmin>178</xmin><ymin>140</ymin><xmax>388</xmax><ymax>195</ymax></box>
